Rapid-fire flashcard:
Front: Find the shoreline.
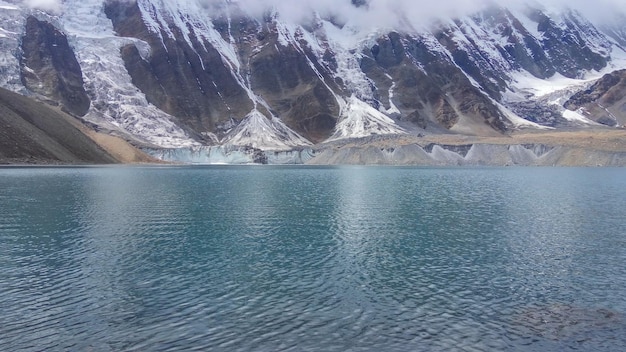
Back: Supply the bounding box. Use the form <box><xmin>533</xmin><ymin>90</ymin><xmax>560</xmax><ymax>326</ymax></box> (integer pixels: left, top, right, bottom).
<box><xmin>3</xmin><ymin>129</ymin><xmax>626</xmax><ymax>167</ymax></box>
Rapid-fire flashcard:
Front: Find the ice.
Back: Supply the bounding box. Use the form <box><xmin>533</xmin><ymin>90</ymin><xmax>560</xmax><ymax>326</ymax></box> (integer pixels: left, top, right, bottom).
<box><xmin>328</xmin><ymin>96</ymin><xmax>406</xmax><ymax>141</ymax></box>
<box><xmin>57</xmin><ymin>0</ymin><xmax>198</xmax><ymax>147</ymax></box>
<box><xmin>147</xmin><ymin>145</ymin><xmax>315</xmax><ymax>164</ymax></box>
<box><xmin>0</xmin><ymin>2</ymin><xmax>25</xmax><ymax>92</ymax></box>
<box><xmin>384</xmin><ymin>75</ymin><xmax>401</xmax><ymax>115</ymax></box>
<box><xmin>224</xmin><ymin>109</ymin><xmax>312</xmax><ymax>151</ymax></box>
<box><xmin>147</xmin><ymin>146</ymin><xmax>261</xmax><ymax>164</ymax></box>
<box><xmin>317</xmin><ymin>20</ymin><xmax>376</xmax><ymax>102</ymax></box>
<box><xmin>562</xmin><ymin>109</ymin><xmax>600</xmax><ymax>125</ymax></box>
<box><xmin>511</xmin><ymin>8</ymin><xmax>544</xmax><ymax>40</ymax></box>
<box><xmin>506</xmin><ymin>70</ymin><xmax>599</xmax><ymax>100</ymax></box>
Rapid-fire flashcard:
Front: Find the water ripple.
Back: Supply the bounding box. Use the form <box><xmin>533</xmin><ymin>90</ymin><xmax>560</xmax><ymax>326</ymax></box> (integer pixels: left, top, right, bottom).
<box><xmin>1</xmin><ymin>166</ymin><xmax>626</xmax><ymax>351</ymax></box>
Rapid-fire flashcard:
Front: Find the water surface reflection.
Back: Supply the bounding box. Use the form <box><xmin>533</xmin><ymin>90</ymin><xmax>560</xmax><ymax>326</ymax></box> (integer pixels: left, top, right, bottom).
<box><xmin>1</xmin><ymin>166</ymin><xmax>625</xmax><ymax>351</ymax></box>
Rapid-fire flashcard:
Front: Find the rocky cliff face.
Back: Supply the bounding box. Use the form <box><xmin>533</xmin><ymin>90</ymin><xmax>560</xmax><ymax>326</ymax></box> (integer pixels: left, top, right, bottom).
<box><xmin>0</xmin><ymin>0</ymin><xmax>625</xmax><ymax>152</ymax></box>
<box><xmin>19</xmin><ymin>16</ymin><xmax>90</xmax><ymax>116</ymax></box>
<box><xmin>105</xmin><ymin>0</ymin><xmax>253</xmax><ymax>143</ymax></box>
<box><xmin>104</xmin><ymin>0</ymin><xmax>343</xmax><ymax>143</ymax></box>
<box><xmin>360</xmin><ymin>31</ymin><xmax>507</xmax><ymax>134</ymax></box>
<box><xmin>525</xmin><ymin>9</ymin><xmax>609</xmax><ymax>78</ymax></box>
<box><xmin>565</xmin><ymin>69</ymin><xmax>626</xmax><ymax>126</ymax></box>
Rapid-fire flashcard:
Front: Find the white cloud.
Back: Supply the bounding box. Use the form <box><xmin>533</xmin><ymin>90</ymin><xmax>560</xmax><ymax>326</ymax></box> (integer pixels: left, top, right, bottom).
<box><xmin>21</xmin><ymin>0</ymin><xmax>626</xmax><ymax>24</ymax></box>
<box><xmin>205</xmin><ymin>0</ymin><xmax>490</xmax><ymax>31</ymax></box>
<box><xmin>24</xmin><ymin>0</ymin><xmax>61</xmax><ymax>13</ymax></box>
<box><xmin>555</xmin><ymin>0</ymin><xmax>626</xmax><ymax>22</ymax></box>
<box><xmin>215</xmin><ymin>0</ymin><xmax>626</xmax><ymax>28</ymax></box>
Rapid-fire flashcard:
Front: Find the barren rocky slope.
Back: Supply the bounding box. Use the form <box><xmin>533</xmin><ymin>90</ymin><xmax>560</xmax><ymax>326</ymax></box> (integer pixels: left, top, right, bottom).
<box><xmin>0</xmin><ymin>87</ymin><xmax>153</xmax><ymax>164</ymax></box>
<box><xmin>565</xmin><ymin>70</ymin><xmax>626</xmax><ymax>127</ymax></box>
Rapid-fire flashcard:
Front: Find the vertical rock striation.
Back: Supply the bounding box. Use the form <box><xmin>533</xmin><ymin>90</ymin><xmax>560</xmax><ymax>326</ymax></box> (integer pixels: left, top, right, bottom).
<box><xmin>20</xmin><ymin>16</ymin><xmax>90</xmax><ymax>116</ymax></box>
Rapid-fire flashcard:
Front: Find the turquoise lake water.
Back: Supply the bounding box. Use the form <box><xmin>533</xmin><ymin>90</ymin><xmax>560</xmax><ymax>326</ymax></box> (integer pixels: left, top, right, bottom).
<box><xmin>1</xmin><ymin>166</ymin><xmax>625</xmax><ymax>351</ymax></box>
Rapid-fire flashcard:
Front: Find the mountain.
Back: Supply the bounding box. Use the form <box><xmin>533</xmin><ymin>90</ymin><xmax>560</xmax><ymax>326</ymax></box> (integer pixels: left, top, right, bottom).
<box><xmin>1</xmin><ymin>0</ymin><xmax>626</xmax><ymax>163</ymax></box>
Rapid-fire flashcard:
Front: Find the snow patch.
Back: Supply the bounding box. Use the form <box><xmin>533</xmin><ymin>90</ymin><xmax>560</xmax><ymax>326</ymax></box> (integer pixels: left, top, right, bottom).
<box><xmin>317</xmin><ymin>20</ymin><xmax>376</xmax><ymax>102</ymax></box>
<box><xmin>384</xmin><ymin>74</ymin><xmax>401</xmax><ymax>115</ymax></box>
<box><xmin>328</xmin><ymin>96</ymin><xmax>406</xmax><ymax>141</ymax></box>
<box><xmin>506</xmin><ymin>70</ymin><xmax>600</xmax><ymax>101</ymax></box>
<box><xmin>562</xmin><ymin>109</ymin><xmax>601</xmax><ymax>125</ymax></box>
<box><xmin>511</xmin><ymin>8</ymin><xmax>544</xmax><ymax>40</ymax></box>
<box><xmin>223</xmin><ymin>109</ymin><xmax>312</xmax><ymax>150</ymax></box>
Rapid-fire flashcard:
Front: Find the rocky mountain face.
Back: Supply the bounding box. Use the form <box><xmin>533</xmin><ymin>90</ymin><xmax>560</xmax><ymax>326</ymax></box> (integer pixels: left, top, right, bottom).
<box><xmin>1</xmin><ymin>0</ymin><xmax>625</xmax><ymax>153</ymax></box>
<box><xmin>20</xmin><ymin>15</ymin><xmax>90</xmax><ymax>117</ymax></box>
<box><xmin>103</xmin><ymin>0</ymin><xmax>343</xmax><ymax>144</ymax></box>
<box><xmin>565</xmin><ymin>69</ymin><xmax>626</xmax><ymax>127</ymax></box>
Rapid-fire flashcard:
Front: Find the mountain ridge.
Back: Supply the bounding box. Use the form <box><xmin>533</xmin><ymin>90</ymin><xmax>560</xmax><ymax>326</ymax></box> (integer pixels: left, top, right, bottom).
<box><xmin>1</xmin><ymin>0</ymin><xmax>626</xmax><ymax>163</ymax></box>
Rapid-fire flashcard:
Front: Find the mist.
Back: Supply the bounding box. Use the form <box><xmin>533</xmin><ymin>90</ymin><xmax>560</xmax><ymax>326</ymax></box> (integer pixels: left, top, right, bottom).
<box><xmin>24</xmin><ymin>0</ymin><xmax>61</xmax><ymax>13</ymax></box>
<box><xmin>227</xmin><ymin>0</ymin><xmax>626</xmax><ymax>28</ymax></box>
<box><xmin>22</xmin><ymin>0</ymin><xmax>626</xmax><ymax>28</ymax></box>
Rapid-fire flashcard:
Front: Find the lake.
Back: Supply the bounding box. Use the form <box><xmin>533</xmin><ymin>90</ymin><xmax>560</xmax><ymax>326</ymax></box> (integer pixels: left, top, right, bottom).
<box><xmin>1</xmin><ymin>166</ymin><xmax>625</xmax><ymax>351</ymax></box>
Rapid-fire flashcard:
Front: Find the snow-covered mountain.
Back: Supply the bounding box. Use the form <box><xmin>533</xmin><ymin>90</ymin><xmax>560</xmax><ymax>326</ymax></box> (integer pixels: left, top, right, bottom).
<box><xmin>1</xmin><ymin>0</ymin><xmax>626</xmax><ymax>151</ymax></box>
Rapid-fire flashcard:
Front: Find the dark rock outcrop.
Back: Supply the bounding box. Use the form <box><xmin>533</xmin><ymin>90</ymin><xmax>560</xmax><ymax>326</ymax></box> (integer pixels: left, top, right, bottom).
<box><xmin>527</xmin><ymin>9</ymin><xmax>609</xmax><ymax>78</ymax></box>
<box><xmin>97</xmin><ymin>2</ymin><xmax>616</xmax><ymax>143</ymax></box>
<box><xmin>19</xmin><ymin>16</ymin><xmax>90</xmax><ymax>116</ymax></box>
<box><xmin>244</xmin><ymin>20</ymin><xmax>341</xmax><ymax>142</ymax></box>
<box><xmin>361</xmin><ymin>32</ymin><xmax>506</xmax><ymax>133</ymax></box>
<box><xmin>508</xmin><ymin>101</ymin><xmax>566</xmax><ymax>127</ymax></box>
<box><xmin>469</xmin><ymin>7</ymin><xmax>556</xmax><ymax>80</ymax></box>
<box><xmin>564</xmin><ymin>69</ymin><xmax>626</xmax><ymax>126</ymax></box>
